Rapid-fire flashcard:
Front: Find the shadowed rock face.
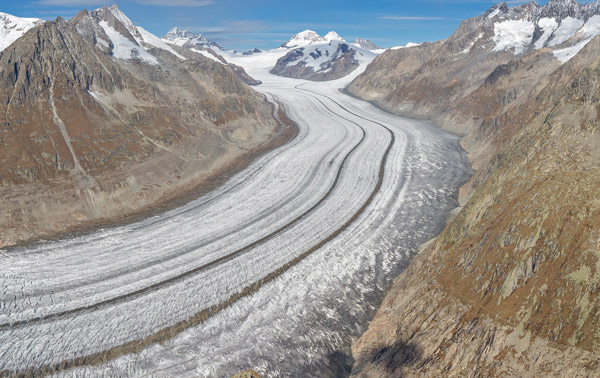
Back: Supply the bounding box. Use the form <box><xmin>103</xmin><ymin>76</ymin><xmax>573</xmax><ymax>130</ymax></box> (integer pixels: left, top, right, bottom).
<box><xmin>0</xmin><ymin>13</ymin><xmax>278</xmax><ymax>247</ymax></box>
<box><xmin>349</xmin><ymin>1</ymin><xmax>600</xmax><ymax>377</ymax></box>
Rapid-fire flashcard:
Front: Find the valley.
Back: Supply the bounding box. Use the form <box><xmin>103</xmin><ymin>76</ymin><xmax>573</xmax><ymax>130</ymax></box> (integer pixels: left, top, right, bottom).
<box><xmin>4</xmin><ymin>0</ymin><xmax>599</xmax><ymax>377</ymax></box>
<box><xmin>0</xmin><ymin>45</ymin><xmax>470</xmax><ymax>377</ymax></box>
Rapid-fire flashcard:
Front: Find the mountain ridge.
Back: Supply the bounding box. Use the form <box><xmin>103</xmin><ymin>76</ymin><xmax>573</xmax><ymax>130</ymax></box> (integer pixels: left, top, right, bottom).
<box><xmin>0</xmin><ymin>6</ymin><xmax>281</xmax><ymax>248</ymax></box>
<box><xmin>348</xmin><ymin>1</ymin><xmax>600</xmax><ymax>376</ymax></box>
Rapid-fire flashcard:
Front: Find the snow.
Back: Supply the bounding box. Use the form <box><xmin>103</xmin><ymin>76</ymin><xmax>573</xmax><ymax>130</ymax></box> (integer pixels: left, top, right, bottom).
<box><xmin>1</xmin><ymin>45</ymin><xmax>470</xmax><ymax>376</ymax></box>
<box><xmin>190</xmin><ymin>48</ymin><xmax>224</xmax><ymax>63</ymax></box>
<box><xmin>550</xmin><ymin>15</ymin><xmax>600</xmax><ymax>63</ymax></box>
<box><xmin>547</xmin><ymin>16</ymin><xmax>584</xmax><ymax>46</ymax></box>
<box><xmin>552</xmin><ymin>15</ymin><xmax>600</xmax><ymax>63</ymax></box>
<box><xmin>162</xmin><ymin>34</ymin><xmax>190</xmax><ymax>47</ymax></box>
<box><xmin>579</xmin><ymin>14</ymin><xmax>600</xmax><ymax>38</ymax></box>
<box><xmin>99</xmin><ymin>20</ymin><xmax>158</xmax><ymax>65</ymax></box>
<box><xmin>390</xmin><ymin>42</ymin><xmax>421</xmax><ymax>50</ymax></box>
<box><xmin>88</xmin><ymin>91</ymin><xmax>102</xmax><ymax>99</ymax></box>
<box><xmin>95</xmin><ymin>36</ymin><xmax>109</xmax><ymax>50</ymax></box>
<box><xmin>136</xmin><ymin>26</ymin><xmax>185</xmax><ymax>60</ymax></box>
<box><xmin>220</xmin><ymin>47</ymin><xmax>290</xmax><ymax>73</ymax></box>
<box><xmin>462</xmin><ymin>32</ymin><xmax>484</xmax><ymax>54</ymax></box>
<box><xmin>161</xmin><ymin>27</ymin><xmax>219</xmax><ymax>50</ymax></box>
<box><xmin>492</xmin><ymin>19</ymin><xmax>535</xmax><ymax>54</ymax></box>
<box><xmin>282</xmin><ymin>30</ymin><xmax>324</xmax><ymax>48</ymax></box>
<box><xmin>553</xmin><ymin>37</ymin><xmax>592</xmax><ymax>62</ymax></box>
<box><xmin>324</xmin><ymin>31</ymin><xmax>345</xmax><ymax>42</ymax></box>
<box><xmin>0</xmin><ymin>12</ymin><xmax>42</xmax><ymax>52</ymax></box>
<box><xmin>488</xmin><ymin>8</ymin><xmax>501</xmax><ymax>19</ymax></box>
<box><xmin>276</xmin><ymin>40</ymin><xmax>376</xmax><ymax>73</ymax></box>
<box><xmin>534</xmin><ymin>17</ymin><xmax>559</xmax><ymax>49</ymax></box>
<box><xmin>102</xmin><ymin>6</ymin><xmax>184</xmax><ymax>61</ymax></box>
<box><xmin>109</xmin><ymin>4</ymin><xmax>136</xmax><ymax>35</ymax></box>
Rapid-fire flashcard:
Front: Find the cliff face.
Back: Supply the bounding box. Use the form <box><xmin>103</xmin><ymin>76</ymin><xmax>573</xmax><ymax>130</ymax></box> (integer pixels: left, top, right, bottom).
<box><xmin>349</xmin><ymin>1</ymin><xmax>600</xmax><ymax>376</ymax></box>
<box><xmin>0</xmin><ymin>11</ymin><xmax>279</xmax><ymax>248</ymax></box>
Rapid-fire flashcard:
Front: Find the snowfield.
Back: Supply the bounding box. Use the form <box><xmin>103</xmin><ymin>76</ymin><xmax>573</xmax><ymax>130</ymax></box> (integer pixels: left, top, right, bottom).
<box><xmin>0</xmin><ymin>12</ymin><xmax>42</xmax><ymax>52</ymax></box>
<box><xmin>492</xmin><ymin>19</ymin><xmax>534</xmax><ymax>54</ymax></box>
<box><xmin>0</xmin><ymin>48</ymin><xmax>471</xmax><ymax>377</ymax></box>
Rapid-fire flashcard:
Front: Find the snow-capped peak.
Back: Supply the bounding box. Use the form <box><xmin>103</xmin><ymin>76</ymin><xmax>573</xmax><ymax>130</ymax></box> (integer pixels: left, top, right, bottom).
<box><xmin>81</xmin><ymin>5</ymin><xmax>184</xmax><ymax>64</ymax></box>
<box><xmin>282</xmin><ymin>30</ymin><xmax>325</xmax><ymax>48</ymax></box>
<box><xmin>163</xmin><ymin>27</ymin><xmax>208</xmax><ymax>43</ymax></box>
<box><xmin>162</xmin><ymin>27</ymin><xmax>221</xmax><ymax>50</ymax></box>
<box><xmin>324</xmin><ymin>31</ymin><xmax>345</xmax><ymax>43</ymax></box>
<box><xmin>0</xmin><ymin>12</ymin><xmax>43</xmax><ymax>52</ymax></box>
<box><xmin>108</xmin><ymin>4</ymin><xmax>136</xmax><ymax>35</ymax></box>
<box><xmin>352</xmin><ymin>38</ymin><xmax>380</xmax><ymax>50</ymax></box>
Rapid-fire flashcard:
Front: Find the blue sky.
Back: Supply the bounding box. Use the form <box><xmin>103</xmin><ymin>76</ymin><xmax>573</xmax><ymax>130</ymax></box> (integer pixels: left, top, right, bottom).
<box><xmin>0</xmin><ymin>0</ymin><xmax>593</xmax><ymax>50</ymax></box>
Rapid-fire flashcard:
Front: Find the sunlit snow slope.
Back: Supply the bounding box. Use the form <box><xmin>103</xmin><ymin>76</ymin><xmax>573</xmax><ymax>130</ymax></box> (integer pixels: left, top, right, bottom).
<box><xmin>0</xmin><ymin>48</ymin><xmax>471</xmax><ymax>377</ymax></box>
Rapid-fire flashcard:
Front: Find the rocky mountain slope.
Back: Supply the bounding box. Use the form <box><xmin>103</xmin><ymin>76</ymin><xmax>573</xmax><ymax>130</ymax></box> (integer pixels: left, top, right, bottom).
<box><xmin>349</xmin><ymin>0</ymin><xmax>600</xmax><ymax>376</ymax></box>
<box><xmin>0</xmin><ymin>6</ymin><xmax>281</xmax><ymax>248</ymax></box>
<box><xmin>160</xmin><ymin>26</ymin><xmax>260</xmax><ymax>85</ymax></box>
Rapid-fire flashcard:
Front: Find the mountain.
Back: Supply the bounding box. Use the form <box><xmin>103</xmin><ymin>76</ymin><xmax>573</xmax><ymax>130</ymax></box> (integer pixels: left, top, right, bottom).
<box><xmin>271</xmin><ymin>30</ymin><xmax>376</xmax><ymax>81</ymax></box>
<box><xmin>162</xmin><ymin>27</ymin><xmax>223</xmax><ymax>50</ymax></box>
<box><xmin>349</xmin><ymin>1</ymin><xmax>600</xmax><ymax>376</ymax></box>
<box><xmin>0</xmin><ymin>12</ymin><xmax>43</xmax><ymax>52</ymax></box>
<box><xmin>281</xmin><ymin>29</ymin><xmax>324</xmax><ymax>48</ymax></box>
<box><xmin>352</xmin><ymin>38</ymin><xmax>380</xmax><ymax>50</ymax></box>
<box><xmin>160</xmin><ymin>27</ymin><xmax>260</xmax><ymax>85</ymax></box>
<box><xmin>0</xmin><ymin>6</ymin><xmax>280</xmax><ymax>248</ymax></box>
<box><xmin>323</xmin><ymin>31</ymin><xmax>345</xmax><ymax>42</ymax></box>
<box><xmin>347</xmin><ymin>0</ymin><xmax>600</xmax><ymax>136</ymax></box>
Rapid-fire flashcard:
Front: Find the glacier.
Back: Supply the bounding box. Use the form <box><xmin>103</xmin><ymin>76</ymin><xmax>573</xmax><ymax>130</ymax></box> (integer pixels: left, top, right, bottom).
<box><xmin>0</xmin><ymin>47</ymin><xmax>471</xmax><ymax>377</ymax></box>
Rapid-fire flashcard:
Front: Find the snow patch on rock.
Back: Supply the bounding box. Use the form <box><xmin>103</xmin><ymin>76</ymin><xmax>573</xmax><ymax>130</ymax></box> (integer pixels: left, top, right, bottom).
<box><xmin>553</xmin><ymin>15</ymin><xmax>600</xmax><ymax>62</ymax></box>
<box><xmin>0</xmin><ymin>12</ymin><xmax>42</xmax><ymax>52</ymax></box>
<box><xmin>534</xmin><ymin>17</ymin><xmax>559</xmax><ymax>49</ymax></box>
<box><xmin>547</xmin><ymin>16</ymin><xmax>584</xmax><ymax>46</ymax></box>
<box><xmin>136</xmin><ymin>26</ymin><xmax>185</xmax><ymax>60</ymax></box>
<box><xmin>190</xmin><ymin>48</ymin><xmax>224</xmax><ymax>63</ymax></box>
<box><xmin>492</xmin><ymin>19</ymin><xmax>535</xmax><ymax>54</ymax></box>
<box><xmin>391</xmin><ymin>42</ymin><xmax>421</xmax><ymax>50</ymax></box>
<box><xmin>99</xmin><ymin>20</ymin><xmax>158</xmax><ymax>65</ymax></box>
